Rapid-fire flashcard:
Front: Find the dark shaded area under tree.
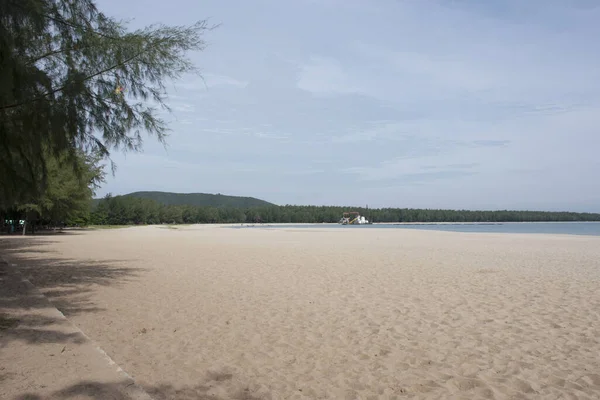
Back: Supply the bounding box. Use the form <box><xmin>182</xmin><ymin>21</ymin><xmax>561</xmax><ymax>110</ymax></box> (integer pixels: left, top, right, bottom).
<box><xmin>2</xmin><ymin>237</ymin><xmax>263</xmax><ymax>400</ymax></box>
<box><xmin>12</xmin><ymin>380</ymin><xmax>264</xmax><ymax>400</ymax></box>
<box><xmin>0</xmin><ymin>236</ymin><xmax>142</xmax><ymax>344</ymax></box>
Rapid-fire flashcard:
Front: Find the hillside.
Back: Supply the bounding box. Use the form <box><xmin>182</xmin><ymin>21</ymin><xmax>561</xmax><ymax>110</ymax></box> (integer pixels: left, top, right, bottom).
<box><xmin>94</xmin><ymin>191</ymin><xmax>275</xmax><ymax>208</ymax></box>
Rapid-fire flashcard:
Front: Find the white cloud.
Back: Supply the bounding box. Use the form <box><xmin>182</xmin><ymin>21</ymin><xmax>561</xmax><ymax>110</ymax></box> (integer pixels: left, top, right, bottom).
<box><xmin>330</xmin><ymin>121</ymin><xmax>413</xmax><ymax>143</ymax></box>
<box><xmin>170</xmin><ymin>103</ymin><xmax>195</xmax><ymax>113</ymax></box>
<box><xmin>340</xmin><ymin>147</ymin><xmax>491</xmax><ymax>183</ymax></box>
<box><xmin>174</xmin><ymin>74</ymin><xmax>248</xmax><ymax>92</ymax></box>
<box><xmin>254</xmin><ymin>132</ymin><xmax>290</xmax><ymax>140</ymax></box>
<box><xmin>296</xmin><ymin>56</ymin><xmax>360</xmax><ymax>95</ymax></box>
<box><xmin>353</xmin><ymin>43</ymin><xmax>492</xmax><ymax>93</ymax></box>
<box><xmin>203</xmin><ymin>73</ymin><xmax>248</xmax><ymax>88</ymax></box>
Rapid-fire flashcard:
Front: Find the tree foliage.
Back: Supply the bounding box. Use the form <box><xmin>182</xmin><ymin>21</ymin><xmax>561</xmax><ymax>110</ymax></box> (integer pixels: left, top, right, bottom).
<box><xmin>90</xmin><ymin>196</ymin><xmax>600</xmax><ymax>225</ymax></box>
<box><xmin>35</xmin><ymin>150</ymin><xmax>104</xmax><ymax>225</ymax></box>
<box><xmin>0</xmin><ymin>0</ymin><xmax>210</xmax><ymax>207</ymax></box>
<box><xmin>2</xmin><ymin>150</ymin><xmax>104</xmax><ymax>232</ymax></box>
<box><xmin>122</xmin><ymin>191</ymin><xmax>274</xmax><ymax>208</ymax></box>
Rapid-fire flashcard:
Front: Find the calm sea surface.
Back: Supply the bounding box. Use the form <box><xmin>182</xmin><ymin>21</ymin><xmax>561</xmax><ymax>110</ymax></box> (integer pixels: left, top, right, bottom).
<box><xmin>237</xmin><ymin>222</ymin><xmax>600</xmax><ymax>236</ymax></box>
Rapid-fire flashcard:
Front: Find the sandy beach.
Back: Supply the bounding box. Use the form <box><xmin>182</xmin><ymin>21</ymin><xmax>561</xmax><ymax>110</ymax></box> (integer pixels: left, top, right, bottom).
<box><xmin>2</xmin><ymin>225</ymin><xmax>600</xmax><ymax>399</ymax></box>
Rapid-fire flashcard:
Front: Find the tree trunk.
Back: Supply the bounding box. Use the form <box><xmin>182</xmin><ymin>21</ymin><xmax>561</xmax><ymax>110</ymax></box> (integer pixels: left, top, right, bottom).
<box><xmin>22</xmin><ymin>220</ymin><xmax>27</xmax><ymax>236</ymax></box>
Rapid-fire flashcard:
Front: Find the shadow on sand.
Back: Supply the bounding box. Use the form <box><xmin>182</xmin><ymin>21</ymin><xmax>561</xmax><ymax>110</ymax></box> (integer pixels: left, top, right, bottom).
<box><xmin>1</xmin><ymin>235</ymin><xmax>267</xmax><ymax>400</ymax></box>
<box><xmin>0</xmin><ymin>235</ymin><xmax>143</xmax><ymax>346</ymax></box>
<box><xmin>12</xmin><ymin>380</ymin><xmax>266</xmax><ymax>400</ymax></box>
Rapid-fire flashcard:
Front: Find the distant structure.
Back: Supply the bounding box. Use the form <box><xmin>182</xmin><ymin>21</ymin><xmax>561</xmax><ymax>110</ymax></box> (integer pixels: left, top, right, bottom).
<box><xmin>339</xmin><ymin>211</ymin><xmax>370</xmax><ymax>225</ymax></box>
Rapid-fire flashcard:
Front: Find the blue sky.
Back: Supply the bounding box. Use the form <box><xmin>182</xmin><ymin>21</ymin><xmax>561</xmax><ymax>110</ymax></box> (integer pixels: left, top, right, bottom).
<box><xmin>95</xmin><ymin>0</ymin><xmax>600</xmax><ymax>211</ymax></box>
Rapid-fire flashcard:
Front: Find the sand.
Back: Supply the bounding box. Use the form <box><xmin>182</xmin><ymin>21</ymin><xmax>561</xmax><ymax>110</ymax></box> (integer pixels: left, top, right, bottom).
<box><xmin>0</xmin><ymin>258</ymin><xmax>152</xmax><ymax>400</ymax></box>
<box><xmin>2</xmin><ymin>225</ymin><xmax>600</xmax><ymax>399</ymax></box>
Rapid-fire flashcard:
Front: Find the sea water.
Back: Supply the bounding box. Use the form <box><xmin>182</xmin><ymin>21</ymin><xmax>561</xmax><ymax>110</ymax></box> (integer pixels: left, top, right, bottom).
<box><xmin>237</xmin><ymin>222</ymin><xmax>600</xmax><ymax>236</ymax></box>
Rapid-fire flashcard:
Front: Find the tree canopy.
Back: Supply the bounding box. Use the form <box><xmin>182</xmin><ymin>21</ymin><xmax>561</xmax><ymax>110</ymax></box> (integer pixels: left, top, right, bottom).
<box><xmin>16</xmin><ymin>150</ymin><xmax>104</xmax><ymax>226</ymax></box>
<box><xmin>0</xmin><ymin>0</ymin><xmax>210</xmax><ymax>209</ymax></box>
<box><xmin>1</xmin><ymin>0</ymin><xmax>210</xmax><ymax>229</ymax></box>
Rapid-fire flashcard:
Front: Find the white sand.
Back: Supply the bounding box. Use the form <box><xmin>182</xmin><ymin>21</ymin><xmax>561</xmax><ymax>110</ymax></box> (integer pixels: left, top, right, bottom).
<box><xmin>4</xmin><ymin>225</ymin><xmax>600</xmax><ymax>399</ymax></box>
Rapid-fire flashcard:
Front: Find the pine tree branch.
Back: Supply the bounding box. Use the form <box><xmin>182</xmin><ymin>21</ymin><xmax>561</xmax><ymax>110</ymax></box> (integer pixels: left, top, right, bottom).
<box><xmin>26</xmin><ymin>42</ymin><xmax>104</xmax><ymax>66</ymax></box>
<box><xmin>7</xmin><ymin>0</ymin><xmax>122</xmax><ymax>41</ymax></box>
<box><xmin>0</xmin><ymin>50</ymin><xmax>145</xmax><ymax>110</ymax></box>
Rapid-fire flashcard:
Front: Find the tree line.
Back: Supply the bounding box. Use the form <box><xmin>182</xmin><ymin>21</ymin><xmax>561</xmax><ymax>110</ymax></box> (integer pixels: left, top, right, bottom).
<box><xmin>90</xmin><ymin>194</ymin><xmax>600</xmax><ymax>225</ymax></box>
<box><xmin>1</xmin><ymin>0</ymin><xmax>209</xmax><ymax>233</ymax></box>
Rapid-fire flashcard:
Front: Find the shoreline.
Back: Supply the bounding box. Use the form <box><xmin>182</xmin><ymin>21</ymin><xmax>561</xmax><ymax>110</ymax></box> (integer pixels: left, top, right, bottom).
<box><xmin>230</xmin><ymin>221</ymin><xmax>600</xmax><ymax>237</ymax></box>
<box><xmin>237</xmin><ymin>221</ymin><xmax>600</xmax><ymax>225</ymax></box>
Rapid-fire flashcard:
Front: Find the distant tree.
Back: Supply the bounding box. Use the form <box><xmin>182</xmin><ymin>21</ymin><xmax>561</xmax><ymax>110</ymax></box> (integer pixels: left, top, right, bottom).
<box><xmin>88</xmin><ymin>197</ymin><xmax>600</xmax><ymax>227</ymax></box>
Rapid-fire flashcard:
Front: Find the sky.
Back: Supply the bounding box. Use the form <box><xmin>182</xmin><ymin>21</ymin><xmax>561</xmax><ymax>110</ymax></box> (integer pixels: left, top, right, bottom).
<box><xmin>95</xmin><ymin>0</ymin><xmax>600</xmax><ymax>211</ymax></box>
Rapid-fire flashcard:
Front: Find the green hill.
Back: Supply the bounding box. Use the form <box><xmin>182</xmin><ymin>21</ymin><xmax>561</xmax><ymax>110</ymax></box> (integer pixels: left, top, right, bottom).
<box><xmin>94</xmin><ymin>191</ymin><xmax>275</xmax><ymax>208</ymax></box>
